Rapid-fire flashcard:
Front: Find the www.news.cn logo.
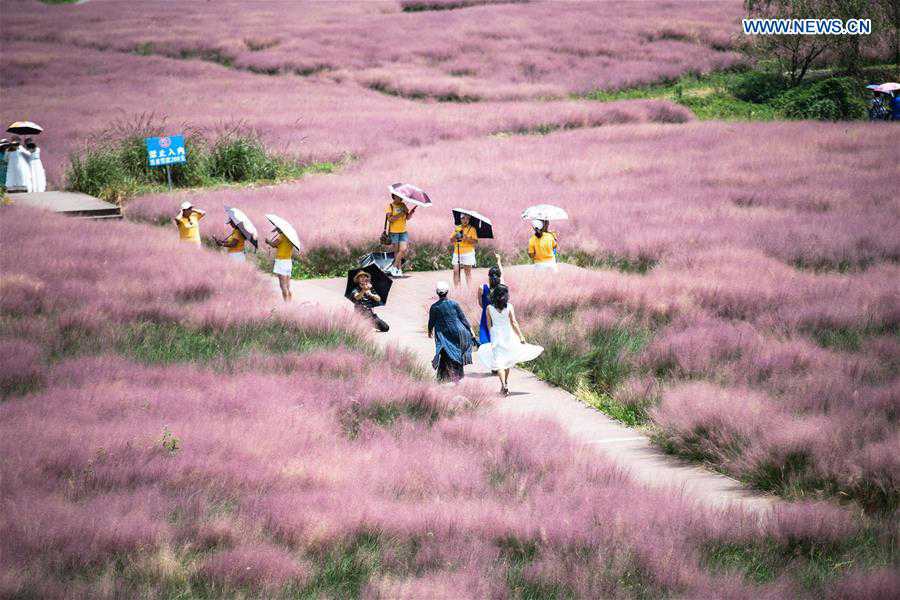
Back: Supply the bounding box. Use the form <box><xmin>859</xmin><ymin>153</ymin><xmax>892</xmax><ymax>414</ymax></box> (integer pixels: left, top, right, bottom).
<box><xmin>742</xmin><ymin>18</ymin><xmax>871</xmax><ymax>36</ymax></box>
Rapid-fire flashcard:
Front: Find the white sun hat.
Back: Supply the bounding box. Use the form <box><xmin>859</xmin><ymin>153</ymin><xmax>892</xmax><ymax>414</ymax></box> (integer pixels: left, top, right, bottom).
<box><xmin>180</xmin><ymin>201</ymin><xmax>193</xmax><ymax>210</ymax></box>
<box><xmin>436</xmin><ymin>281</ymin><xmax>450</xmax><ymax>294</ymax></box>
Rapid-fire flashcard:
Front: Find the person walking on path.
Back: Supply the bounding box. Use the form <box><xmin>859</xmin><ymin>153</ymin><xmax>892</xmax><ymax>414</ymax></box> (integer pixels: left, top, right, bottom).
<box><xmin>528</xmin><ymin>219</ymin><xmax>558</xmax><ymax>271</ymax></box>
<box><xmin>427</xmin><ymin>281</ymin><xmax>475</xmax><ymax>382</ymax></box>
<box><xmin>174</xmin><ymin>201</ymin><xmax>205</xmax><ymax>246</ymax></box>
<box><xmin>4</xmin><ymin>138</ymin><xmax>33</xmax><ymax>193</ymax></box>
<box><xmin>385</xmin><ymin>193</ymin><xmax>416</xmax><ymax>277</ymax></box>
<box><xmin>24</xmin><ymin>138</ymin><xmax>45</xmax><ymax>193</ymax></box>
<box><xmin>349</xmin><ymin>271</ymin><xmax>389</xmax><ymax>332</ymax></box>
<box><xmin>451</xmin><ymin>213</ymin><xmax>479</xmax><ymax>287</ymax></box>
<box><xmin>266</xmin><ymin>227</ymin><xmax>295</xmax><ymax>302</ymax></box>
<box><xmin>0</xmin><ymin>139</ymin><xmax>10</xmax><ymax>187</ymax></box>
<box><xmin>477</xmin><ymin>254</ymin><xmax>504</xmax><ymax>345</ymax></box>
<box><xmin>214</xmin><ymin>220</ymin><xmax>247</xmax><ymax>262</ymax></box>
<box><xmin>485</xmin><ymin>284</ymin><xmax>529</xmax><ymax>396</ymax></box>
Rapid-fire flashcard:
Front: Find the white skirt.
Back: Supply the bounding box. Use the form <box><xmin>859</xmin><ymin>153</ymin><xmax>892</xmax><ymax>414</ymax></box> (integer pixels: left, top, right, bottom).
<box><xmin>228</xmin><ymin>252</ymin><xmax>246</xmax><ymax>262</ymax></box>
<box><xmin>452</xmin><ymin>251</ymin><xmax>476</xmax><ymax>267</ymax></box>
<box><xmin>273</xmin><ymin>258</ymin><xmax>293</xmax><ymax>276</ymax></box>
<box><xmin>533</xmin><ymin>258</ymin><xmax>558</xmax><ymax>272</ymax></box>
<box><xmin>477</xmin><ymin>342</ymin><xmax>544</xmax><ymax>370</ymax></box>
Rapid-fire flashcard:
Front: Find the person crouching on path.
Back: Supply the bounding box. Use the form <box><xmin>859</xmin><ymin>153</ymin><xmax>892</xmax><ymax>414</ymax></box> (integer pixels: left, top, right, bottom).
<box><xmin>386</xmin><ymin>193</ymin><xmax>416</xmax><ymax>277</ymax></box>
<box><xmin>428</xmin><ymin>280</ymin><xmax>474</xmax><ymax>382</ymax></box>
<box><xmin>486</xmin><ymin>284</ymin><xmax>527</xmax><ymax>396</ymax></box>
<box><xmin>528</xmin><ymin>219</ymin><xmax>558</xmax><ymax>271</ymax></box>
<box><xmin>350</xmin><ymin>271</ymin><xmax>389</xmax><ymax>332</ymax></box>
<box><xmin>174</xmin><ymin>201</ymin><xmax>205</xmax><ymax>246</ymax></box>
<box><xmin>214</xmin><ymin>220</ymin><xmax>246</xmax><ymax>262</ymax></box>
<box><xmin>266</xmin><ymin>228</ymin><xmax>295</xmax><ymax>302</ymax></box>
<box><xmin>451</xmin><ymin>213</ymin><xmax>479</xmax><ymax>287</ymax></box>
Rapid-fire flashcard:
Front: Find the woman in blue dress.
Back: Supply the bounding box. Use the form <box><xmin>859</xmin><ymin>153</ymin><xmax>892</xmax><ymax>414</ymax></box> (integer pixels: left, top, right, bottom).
<box><xmin>478</xmin><ymin>255</ymin><xmax>503</xmax><ymax>345</ymax></box>
<box><xmin>428</xmin><ymin>281</ymin><xmax>475</xmax><ymax>382</ymax></box>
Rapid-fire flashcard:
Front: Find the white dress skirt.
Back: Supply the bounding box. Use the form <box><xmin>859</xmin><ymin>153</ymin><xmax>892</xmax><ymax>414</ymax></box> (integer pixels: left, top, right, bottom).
<box><xmin>4</xmin><ymin>148</ymin><xmax>33</xmax><ymax>192</ymax></box>
<box><xmin>477</xmin><ymin>303</ymin><xmax>543</xmax><ymax>370</ymax></box>
<box><xmin>28</xmin><ymin>148</ymin><xmax>46</xmax><ymax>193</ymax></box>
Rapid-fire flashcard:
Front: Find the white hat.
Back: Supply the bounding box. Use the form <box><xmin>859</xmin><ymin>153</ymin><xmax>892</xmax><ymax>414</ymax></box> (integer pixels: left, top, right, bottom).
<box><xmin>436</xmin><ymin>281</ymin><xmax>450</xmax><ymax>294</ymax></box>
<box><xmin>531</xmin><ymin>219</ymin><xmax>544</xmax><ymax>229</ymax></box>
<box><xmin>180</xmin><ymin>201</ymin><xmax>193</xmax><ymax>210</ymax></box>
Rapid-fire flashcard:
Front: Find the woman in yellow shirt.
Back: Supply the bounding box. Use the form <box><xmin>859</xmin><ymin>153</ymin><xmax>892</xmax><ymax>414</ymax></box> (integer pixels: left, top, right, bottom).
<box><xmin>385</xmin><ymin>194</ymin><xmax>416</xmax><ymax>277</ymax></box>
<box><xmin>527</xmin><ymin>219</ymin><xmax>558</xmax><ymax>272</ymax></box>
<box><xmin>173</xmin><ymin>201</ymin><xmax>205</xmax><ymax>246</ymax></box>
<box><xmin>266</xmin><ymin>228</ymin><xmax>295</xmax><ymax>301</ymax></box>
<box><xmin>214</xmin><ymin>221</ymin><xmax>246</xmax><ymax>262</ymax></box>
<box><xmin>451</xmin><ymin>213</ymin><xmax>479</xmax><ymax>286</ymax></box>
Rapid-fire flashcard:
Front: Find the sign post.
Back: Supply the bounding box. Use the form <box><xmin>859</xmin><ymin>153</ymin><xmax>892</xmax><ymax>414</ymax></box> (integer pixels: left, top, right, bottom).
<box><xmin>145</xmin><ymin>135</ymin><xmax>187</xmax><ymax>191</ymax></box>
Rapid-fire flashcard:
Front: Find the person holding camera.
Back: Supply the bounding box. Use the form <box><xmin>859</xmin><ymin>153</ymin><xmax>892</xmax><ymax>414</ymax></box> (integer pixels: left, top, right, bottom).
<box><xmin>451</xmin><ymin>213</ymin><xmax>478</xmax><ymax>287</ymax></box>
<box><xmin>349</xmin><ymin>271</ymin><xmax>389</xmax><ymax>332</ymax></box>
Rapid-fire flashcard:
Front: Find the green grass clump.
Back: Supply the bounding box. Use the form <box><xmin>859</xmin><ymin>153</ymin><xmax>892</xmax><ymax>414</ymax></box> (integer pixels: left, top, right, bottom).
<box><xmin>116</xmin><ymin>320</ymin><xmax>362</xmax><ymax>365</ymax></box>
<box><xmin>583</xmin><ymin>69</ymin><xmax>876</xmax><ymax>122</ymax></box>
<box><xmin>703</xmin><ymin>524</ymin><xmax>896</xmax><ymax>594</ymax></box>
<box><xmin>66</xmin><ymin>116</ymin><xmax>339</xmax><ymax>202</ymax></box>
<box><xmin>528</xmin><ymin>323</ymin><xmax>654</xmax><ymax>426</ymax></box>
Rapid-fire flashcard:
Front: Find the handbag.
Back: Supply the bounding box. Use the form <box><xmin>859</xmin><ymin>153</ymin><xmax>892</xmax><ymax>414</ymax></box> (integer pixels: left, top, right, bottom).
<box><xmin>380</xmin><ymin>214</ymin><xmax>391</xmax><ymax>246</ymax></box>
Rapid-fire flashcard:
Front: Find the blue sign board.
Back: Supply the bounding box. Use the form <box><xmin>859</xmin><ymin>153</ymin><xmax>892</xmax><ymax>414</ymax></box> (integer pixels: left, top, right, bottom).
<box><xmin>145</xmin><ymin>135</ymin><xmax>187</xmax><ymax>168</ymax></box>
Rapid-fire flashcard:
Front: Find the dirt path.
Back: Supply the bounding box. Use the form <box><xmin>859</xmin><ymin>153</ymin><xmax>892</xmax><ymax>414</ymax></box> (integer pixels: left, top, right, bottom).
<box><xmin>291</xmin><ymin>264</ymin><xmax>776</xmax><ymax>514</ymax></box>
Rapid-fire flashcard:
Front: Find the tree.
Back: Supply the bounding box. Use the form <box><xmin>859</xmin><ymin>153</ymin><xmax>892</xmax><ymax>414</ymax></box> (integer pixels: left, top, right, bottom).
<box><xmin>744</xmin><ymin>0</ymin><xmax>834</xmax><ymax>85</ymax></box>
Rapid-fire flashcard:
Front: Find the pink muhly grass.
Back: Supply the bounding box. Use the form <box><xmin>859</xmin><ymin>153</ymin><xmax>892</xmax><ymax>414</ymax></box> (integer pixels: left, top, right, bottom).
<box><xmin>766</xmin><ymin>502</ymin><xmax>860</xmax><ymax>550</ymax></box>
<box><xmin>827</xmin><ymin>567</ymin><xmax>900</xmax><ymax>600</ymax></box>
<box><xmin>0</xmin><ymin>339</ymin><xmax>43</xmax><ymax>396</ymax></box>
<box><xmin>197</xmin><ymin>542</ymin><xmax>309</xmax><ymax>591</ymax></box>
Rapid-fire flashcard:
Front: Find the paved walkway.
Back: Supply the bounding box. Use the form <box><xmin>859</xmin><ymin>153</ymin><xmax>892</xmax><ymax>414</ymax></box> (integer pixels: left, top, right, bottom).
<box><xmin>292</xmin><ymin>265</ymin><xmax>775</xmax><ymax>514</ymax></box>
<box><xmin>11</xmin><ymin>191</ymin><xmax>121</xmax><ymax>219</ymax></box>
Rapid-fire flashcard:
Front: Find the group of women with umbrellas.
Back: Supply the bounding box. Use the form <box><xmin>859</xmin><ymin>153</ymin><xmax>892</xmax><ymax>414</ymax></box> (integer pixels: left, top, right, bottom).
<box><xmin>2</xmin><ymin>121</ymin><xmax>45</xmax><ymax>193</ymax></box>
<box><xmin>867</xmin><ymin>82</ymin><xmax>900</xmax><ymax>121</ymax></box>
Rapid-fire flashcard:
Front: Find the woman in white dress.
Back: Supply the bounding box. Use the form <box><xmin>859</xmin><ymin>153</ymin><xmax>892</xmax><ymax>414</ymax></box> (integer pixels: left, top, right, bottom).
<box><xmin>4</xmin><ymin>138</ymin><xmax>33</xmax><ymax>193</ymax></box>
<box><xmin>486</xmin><ymin>284</ymin><xmax>526</xmax><ymax>396</ymax></box>
<box><xmin>24</xmin><ymin>139</ymin><xmax>46</xmax><ymax>193</ymax></box>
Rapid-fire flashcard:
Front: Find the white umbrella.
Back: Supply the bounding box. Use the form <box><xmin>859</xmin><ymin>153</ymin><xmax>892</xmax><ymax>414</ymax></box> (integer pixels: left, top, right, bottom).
<box><xmin>521</xmin><ymin>204</ymin><xmax>569</xmax><ymax>221</ymax></box>
<box><xmin>875</xmin><ymin>82</ymin><xmax>900</xmax><ymax>93</ymax></box>
<box><xmin>265</xmin><ymin>213</ymin><xmax>301</xmax><ymax>250</ymax></box>
<box><xmin>226</xmin><ymin>206</ymin><xmax>259</xmax><ymax>248</ymax></box>
<box><xmin>6</xmin><ymin>121</ymin><xmax>43</xmax><ymax>135</ymax></box>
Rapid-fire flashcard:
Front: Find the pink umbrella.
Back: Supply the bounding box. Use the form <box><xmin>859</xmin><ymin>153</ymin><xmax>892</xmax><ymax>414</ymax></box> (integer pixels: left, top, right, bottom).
<box><xmin>875</xmin><ymin>83</ymin><xmax>900</xmax><ymax>93</ymax></box>
<box><xmin>388</xmin><ymin>182</ymin><xmax>432</xmax><ymax>207</ymax></box>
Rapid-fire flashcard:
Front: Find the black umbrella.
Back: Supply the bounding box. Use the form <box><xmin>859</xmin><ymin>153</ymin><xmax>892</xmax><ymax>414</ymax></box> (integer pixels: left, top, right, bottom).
<box><xmin>6</xmin><ymin>121</ymin><xmax>43</xmax><ymax>136</ymax></box>
<box><xmin>452</xmin><ymin>208</ymin><xmax>493</xmax><ymax>238</ymax></box>
<box><xmin>345</xmin><ymin>263</ymin><xmax>393</xmax><ymax>307</ymax></box>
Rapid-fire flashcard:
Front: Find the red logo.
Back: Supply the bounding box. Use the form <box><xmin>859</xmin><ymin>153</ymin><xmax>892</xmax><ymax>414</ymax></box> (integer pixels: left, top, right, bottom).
<box><xmin>159</xmin><ymin>137</ymin><xmax>171</xmax><ymax>148</ymax></box>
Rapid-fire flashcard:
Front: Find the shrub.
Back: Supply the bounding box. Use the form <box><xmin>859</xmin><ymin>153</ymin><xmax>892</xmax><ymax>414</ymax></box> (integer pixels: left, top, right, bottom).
<box><xmin>727</xmin><ymin>70</ymin><xmax>789</xmax><ymax>103</ymax></box>
<box><xmin>65</xmin><ymin>116</ymin><xmax>311</xmax><ymax>202</ymax></box>
<box><xmin>775</xmin><ymin>77</ymin><xmax>867</xmax><ymax>121</ymax></box>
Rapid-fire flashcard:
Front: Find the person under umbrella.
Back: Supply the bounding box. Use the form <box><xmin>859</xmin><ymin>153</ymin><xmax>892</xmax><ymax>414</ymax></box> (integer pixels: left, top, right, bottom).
<box><xmin>428</xmin><ymin>280</ymin><xmax>475</xmax><ymax>382</ymax></box>
<box><xmin>265</xmin><ymin>213</ymin><xmax>300</xmax><ymax>302</ymax></box>
<box><xmin>215</xmin><ymin>220</ymin><xmax>248</xmax><ymax>261</ymax></box>
<box><xmin>174</xmin><ymin>201</ymin><xmax>205</xmax><ymax>246</ymax></box>
<box><xmin>528</xmin><ymin>219</ymin><xmax>559</xmax><ymax>271</ymax></box>
<box><xmin>451</xmin><ymin>213</ymin><xmax>479</xmax><ymax>286</ymax></box>
<box><xmin>346</xmin><ymin>268</ymin><xmax>390</xmax><ymax>332</ymax></box>
<box><xmin>384</xmin><ymin>183</ymin><xmax>432</xmax><ymax>277</ymax></box>
<box><xmin>4</xmin><ymin>137</ymin><xmax>33</xmax><ymax>193</ymax></box>
<box><xmin>24</xmin><ymin>138</ymin><xmax>46</xmax><ymax>193</ymax></box>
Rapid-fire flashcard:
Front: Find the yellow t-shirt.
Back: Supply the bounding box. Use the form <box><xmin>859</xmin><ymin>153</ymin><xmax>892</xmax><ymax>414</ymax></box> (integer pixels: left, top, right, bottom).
<box><xmin>528</xmin><ymin>233</ymin><xmax>557</xmax><ymax>263</ymax></box>
<box><xmin>453</xmin><ymin>225</ymin><xmax>477</xmax><ymax>255</ymax></box>
<box><xmin>226</xmin><ymin>229</ymin><xmax>245</xmax><ymax>253</ymax></box>
<box><xmin>275</xmin><ymin>235</ymin><xmax>294</xmax><ymax>259</ymax></box>
<box><xmin>176</xmin><ymin>212</ymin><xmax>202</xmax><ymax>243</ymax></box>
<box><xmin>386</xmin><ymin>202</ymin><xmax>408</xmax><ymax>234</ymax></box>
